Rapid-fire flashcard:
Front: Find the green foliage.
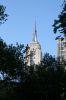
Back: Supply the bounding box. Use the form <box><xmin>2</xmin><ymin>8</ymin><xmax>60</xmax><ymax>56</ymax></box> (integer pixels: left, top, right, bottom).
<box><xmin>41</xmin><ymin>53</ymin><xmax>59</xmax><ymax>70</ymax></box>
<box><xmin>0</xmin><ymin>38</ymin><xmax>66</xmax><ymax>100</ymax></box>
<box><xmin>0</xmin><ymin>38</ymin><xmax>27</xmax><ymax>81</ymax></box>
<box><xmin>53</xmin><ymin>2</ymin><xmax>66</xmax><ymax>37</ymax></box>
<box><xmin>0</xmin><ymin>5</ymin><xmax>8</xmax><ymax>24</ymax></box>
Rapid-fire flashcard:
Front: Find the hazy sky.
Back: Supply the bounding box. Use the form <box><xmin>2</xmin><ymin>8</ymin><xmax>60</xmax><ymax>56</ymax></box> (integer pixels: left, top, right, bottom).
<box><xmin>0</xmin><ymin>0</ymin><xmax>63</xmax><ymax>56</ymax></box>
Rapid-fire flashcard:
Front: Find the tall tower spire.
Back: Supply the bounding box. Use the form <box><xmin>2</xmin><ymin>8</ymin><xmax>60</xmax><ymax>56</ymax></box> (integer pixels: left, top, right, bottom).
<box><xmin>32</xmin><ymin>20</ymin><xmax>38</xmax><ymax>42</ymax></box>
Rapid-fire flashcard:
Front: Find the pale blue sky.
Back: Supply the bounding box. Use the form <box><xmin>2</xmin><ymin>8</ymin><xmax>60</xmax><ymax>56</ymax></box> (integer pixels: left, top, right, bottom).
<box><xmin>0</xmin><ymin>0</ymin><xmax>63</xmax><ymax>56</ymax></box>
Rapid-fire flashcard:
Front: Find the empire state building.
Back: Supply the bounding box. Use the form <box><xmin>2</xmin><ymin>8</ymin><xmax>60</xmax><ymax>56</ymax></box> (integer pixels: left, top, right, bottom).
<box><xmin>26</xmin><ymin>23</ymin><xmax>42</xmax><ymax>66</ymax></box>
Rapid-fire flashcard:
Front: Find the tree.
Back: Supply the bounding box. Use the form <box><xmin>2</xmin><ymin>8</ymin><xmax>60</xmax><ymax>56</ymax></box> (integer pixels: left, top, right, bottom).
<box><xmin>41</xmin><ymin>53</ymin><xmax>60</xmax><ymax>70</ymax></box>
<box><xmin>0</xmin><ymin>5</ymin><xmax>8</xmax><ymax>24</ymax></box>
<box><xmin>0</xmin><ymin>44</ymin><xmax>65</xmax><ymax>100</ymax></box>
<box><xmin>53</xmin><ymin>1</ymin><xmax>66</xmax><ymax>37</ymax></box>
<box><xmin>0</xmin><ymin>38</ymin><xmax>27</xmax><ymax>81</ymax></box>
<box><xmin>0</xmin><ymin>38</ymin><xmax>28</xmax><ymax>100</ymax></box>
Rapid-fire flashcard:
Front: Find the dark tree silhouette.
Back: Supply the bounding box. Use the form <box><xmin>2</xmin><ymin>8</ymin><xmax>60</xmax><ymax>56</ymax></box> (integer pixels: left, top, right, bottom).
<box><xmin>0</xmin><ymin>38</ymin><xmax>27</xmax><ymax>81</ymax></box>
<box><xmin>0</xmin><ymin>42</ymin><xmax>65</xmax><ymax>100</ymax></box>
<box><xmin>53</xmin><ymin>1</ymin><xmax>66</xmax><ymax>37</ymax></box>
<box><xmin>0</xmin><ymin>5</ymin><xmax>8</xmax><ymax>24</ymax></box>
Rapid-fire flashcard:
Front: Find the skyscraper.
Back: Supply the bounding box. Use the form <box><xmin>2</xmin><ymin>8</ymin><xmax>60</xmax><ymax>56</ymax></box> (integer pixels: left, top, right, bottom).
<box><xmin>26</xmin><ymin>23</ymin><xmax>42</xmax><ymax>66</ymax></box>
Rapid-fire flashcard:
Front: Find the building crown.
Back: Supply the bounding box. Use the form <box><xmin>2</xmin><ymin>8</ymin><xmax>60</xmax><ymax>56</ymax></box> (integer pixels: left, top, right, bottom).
<box><xmin>32</xmin><ymin>21</ymin><xmax>38</xmax><ymax>42</ymax></box>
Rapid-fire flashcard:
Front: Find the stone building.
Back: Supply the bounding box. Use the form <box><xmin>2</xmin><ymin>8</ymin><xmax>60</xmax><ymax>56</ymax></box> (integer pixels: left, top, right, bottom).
<box><xmin>26</xmin><ymin>23</ymin><xmax>42</xmax><ymax>66</ymax></box>
<box><xmin>57</xmin><ymin>37</ymin><xmax>66</xmax><ymax>61</ymax></box>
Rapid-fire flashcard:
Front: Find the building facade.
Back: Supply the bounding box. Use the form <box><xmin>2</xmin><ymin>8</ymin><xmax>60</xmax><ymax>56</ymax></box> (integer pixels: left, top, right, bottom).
<box><xmin>57</xmin><ymin>37</ymin><xmax>66</xmax><ymax>61</ymax></box>
<box><xmin>26</xmin><ymin>23</ymin><xmax>42</xmax><ymax>66</ymax></box>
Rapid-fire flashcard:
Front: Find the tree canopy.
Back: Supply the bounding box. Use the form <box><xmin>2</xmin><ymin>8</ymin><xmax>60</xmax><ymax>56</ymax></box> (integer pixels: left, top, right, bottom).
<box><xmin>0</xmin><ymin>38</ymin><xmax>66</xmax><ymax>100</ymax></box>
<box><xmin>53</xmin><ymin>1</ymin><xmax>66</xmax><ymax>37</ymax></box>
<box><xmin>0</xmin><ymin>5</ymin><xmax>8</xmax><ymax>24</ymax></box>
<box><xmin>0</xmin><ymin>38</ymin><xmax>27</xmax><ymax>81</ymax></box>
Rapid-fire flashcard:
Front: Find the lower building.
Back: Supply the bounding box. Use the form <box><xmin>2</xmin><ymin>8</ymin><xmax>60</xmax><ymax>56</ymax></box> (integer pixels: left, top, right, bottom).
<box><xmin>57</xmin><ymin>37</ymin><xmax>66</xmax><ymax>61</ymax></box>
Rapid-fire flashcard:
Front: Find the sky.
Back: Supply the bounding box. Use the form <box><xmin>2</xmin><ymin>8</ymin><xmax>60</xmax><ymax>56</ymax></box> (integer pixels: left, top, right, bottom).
<box><xmin>0</xmin><ymin>0</ymin><xmax>64</xmax><ymax>56</ymax></box>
